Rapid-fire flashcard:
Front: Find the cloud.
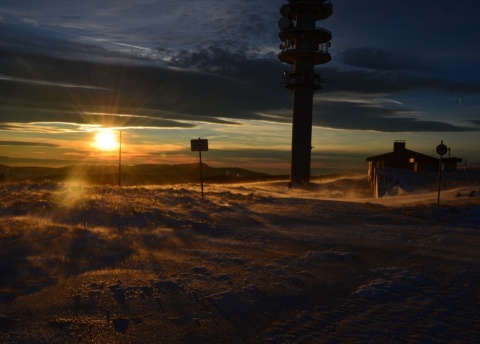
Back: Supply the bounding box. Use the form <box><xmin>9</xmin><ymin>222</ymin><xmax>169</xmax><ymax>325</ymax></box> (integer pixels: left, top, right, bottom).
<box><xmin>0</xmin><ymin>74</ymin><xmax>112</xmax><ymax>90</ymax></box>
<box><xmin>312</xmin><ymin>96</ymin><xmax>477</xmax><ymax>132</ymax></box>
<box><xmin>322</xmin><ymin>68</ymin><xmax>480</xmax><ymax>95</ymax></box>
<box><xmin>340</xmin><ymin>48</ymin><xmax>432</xmax><ymax>72</ymax></box>
<box><xmin>1</xmin><ymin>12</ymin><xmax>479</xmax><ymax>136</ymax></box>
<box><xmin>0</xmin><ymin>0</ymin><xmax>278</xmax><ymax>61</ymax></box>
<box><xmin>0</xmin><ymin>38</ymin><xmax>286</xmax><ymax>127</ymax></box>
<box><xmin>1</xmin><ymin>43</ymin><xmax>478</xmax><ymax>135</ymax></box>
<box><xmin>470</xmin><ymin>119</ymin><xmax>480</xmax><ymax>127</ymax></box>
<box><xmin>0</xmin><ymin>155</ymin><xmax>77</xmax><ymax>166</ymax></box>
<box><xmin>0</xmin><ymin>106</ymin><xmax>197</xmax><ymax>131</ymax></box>
<box><xmin>0</xmin><ymin>141</ymin><xmax>59</xmax><ymax>147</ymax></box>
<box><xmin>0</xmin><ymin>21</ymin><xmax>139</xmax><ymax>63</ymax></box>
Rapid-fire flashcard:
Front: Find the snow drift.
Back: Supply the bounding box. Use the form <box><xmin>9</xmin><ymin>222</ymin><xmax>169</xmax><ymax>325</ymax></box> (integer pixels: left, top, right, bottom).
<box><xmin>0</xmin><ymin>178</ymin><xmax>479</xmax><ymax>343</ymax></box>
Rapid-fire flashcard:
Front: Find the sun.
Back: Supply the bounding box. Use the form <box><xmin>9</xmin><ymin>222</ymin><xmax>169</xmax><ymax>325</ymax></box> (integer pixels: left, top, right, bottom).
<box><xmin>94</xmin><ymin>129</ymin><xmax>119</xmax><ymax>151</ymax></box>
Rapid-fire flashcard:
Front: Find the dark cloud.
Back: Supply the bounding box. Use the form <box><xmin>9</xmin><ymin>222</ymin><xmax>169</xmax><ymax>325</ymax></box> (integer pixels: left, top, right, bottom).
<box><xmin>0</xmin><ymin>38</ymin><xmax>286</xmax><ymax>128</ymax></box>
<box><xmin>0</xmin><ymin>155</ymin><xmax>77</xmax><ymax>167</ymax></box>
<box><xmin>1</xmin><ymin>41</ymin><xmax>478</xmax><ymax>134</ymax></box>
<box><xmin>470</xmin><ymin>119</ymin><xmax>480</xmax><ymax>127</ymax></box>
<box><xmin>0</xmin><ymin>9</ymin><xmax>479</xmax><ymax>135</ymax></box>
<box><xmin>167</xmin><ymin>45</ymin><xmax>249</xmax><ymax>73</ymax></box>
<box><xmin>312</xmin><ymin>99</ymin><xmax>476</xmax><ymax>132</ymax></box>
<box><xmin>340</xmin><ymin>48</ymin><xmax>432</xmax><ymax>72</ymax></box>
<box><xmin>0</xmin><ymin>106</ymin><xmax>196</xmax><ymax>130</ymax></box>
<box><xmin>323</xmin><ymin>68</ymin><xmax>480</xmax><ymax>95</ymax></box>
<box><xmin>0</xmin><ymin>141</ymin><xmax>59</xmax><ymax>147</ymax></box>
<box><xmin>0</xmin><ymin>22</ymin><xmax>142</xmax><ymax>64</ymax></box>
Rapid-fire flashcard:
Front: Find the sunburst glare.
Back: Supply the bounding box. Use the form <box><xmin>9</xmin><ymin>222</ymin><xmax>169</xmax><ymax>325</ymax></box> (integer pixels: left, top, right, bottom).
<box><xmin>94</xmin><ymin>129</ymin><xmax>119</xmax><ymax>151</ymax></box>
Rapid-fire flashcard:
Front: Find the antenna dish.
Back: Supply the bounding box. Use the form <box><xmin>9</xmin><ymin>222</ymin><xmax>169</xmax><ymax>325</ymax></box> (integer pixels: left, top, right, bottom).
<box><xmin>278</xmin><ymin>18</ymin><xmax>291</xmax><ymax>31</ymax></box>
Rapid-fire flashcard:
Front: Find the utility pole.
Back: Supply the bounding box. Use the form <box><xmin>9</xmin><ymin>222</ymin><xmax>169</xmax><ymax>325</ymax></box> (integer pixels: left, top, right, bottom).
<box><xmin>118</xmin><ymin>130</ymin><xmax>122</xmax><ymax>188</ymax></box>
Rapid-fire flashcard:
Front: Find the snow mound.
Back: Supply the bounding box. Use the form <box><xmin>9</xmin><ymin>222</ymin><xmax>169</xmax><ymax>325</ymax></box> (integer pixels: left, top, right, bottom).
<box><xmin>352</xmin><ymin>267</ymin><xmax>432</xmax><ymax>302</ymax></box>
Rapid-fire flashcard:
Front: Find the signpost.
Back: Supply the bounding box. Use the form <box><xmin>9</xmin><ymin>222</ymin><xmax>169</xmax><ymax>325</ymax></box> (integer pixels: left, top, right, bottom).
<box><xmin>436</xmin><ymin>140</ymin><xmax>448</xmax><ymax>207</ymax></box>
<box><xmin>191</xmin><ymin>138</ymin><xmax>209</xmax><ymax>199</ymax></box>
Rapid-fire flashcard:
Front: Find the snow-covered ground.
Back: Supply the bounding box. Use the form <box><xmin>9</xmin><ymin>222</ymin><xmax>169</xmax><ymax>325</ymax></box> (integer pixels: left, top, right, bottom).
<box><xmin>0</xmin><ymin>177</ymin><xmax>479</xmax><ymax>343</ymax></box>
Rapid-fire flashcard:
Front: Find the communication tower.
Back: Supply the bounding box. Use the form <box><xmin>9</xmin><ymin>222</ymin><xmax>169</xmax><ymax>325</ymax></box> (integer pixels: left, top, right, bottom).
<box><xmin>278</xmin><ymin>0</ymin><xmax>333</xmax><ymax>184</ymax></box>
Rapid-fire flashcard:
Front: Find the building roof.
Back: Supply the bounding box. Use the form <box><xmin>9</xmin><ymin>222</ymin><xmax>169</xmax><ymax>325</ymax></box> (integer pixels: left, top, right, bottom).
<box><xmin>365</xmin><ymin>140</ymin><xmax>463</xmax><ymax>174</ymax></box>
<box><xmin>365</xmin><ymin>149</ymin><xmax>438</xmax><ymax>163</ymax></box>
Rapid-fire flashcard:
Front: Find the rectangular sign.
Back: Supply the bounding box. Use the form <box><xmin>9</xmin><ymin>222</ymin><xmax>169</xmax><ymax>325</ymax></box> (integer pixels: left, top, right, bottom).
<box><xmin>191</xmin><ymin>139</ymin><xmax>208</xmax><ymax>152</ymax></box>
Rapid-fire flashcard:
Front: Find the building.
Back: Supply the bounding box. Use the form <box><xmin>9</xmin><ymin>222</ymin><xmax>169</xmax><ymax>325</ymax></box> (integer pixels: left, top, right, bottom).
<box><xmin>443</xmin><ymin>157</ymin><xmax>464</xmax><ymax>172</ymax></box>
<box><xmin>365</xmin><ymin>141</ymin><xmax>462</xmax><ymax>197</ymax></box>
<box><xmin>366</xmin><ymin>141</ymin><xmax>439</xmax><ymax>175</ymax></box>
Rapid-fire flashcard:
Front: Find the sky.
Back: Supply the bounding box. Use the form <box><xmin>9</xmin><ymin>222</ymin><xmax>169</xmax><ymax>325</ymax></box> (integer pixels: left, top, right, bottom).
<box><xmin>0</xmin><ymin>0</ymin><xmax>479</xmax><ymax>174</ymax></box>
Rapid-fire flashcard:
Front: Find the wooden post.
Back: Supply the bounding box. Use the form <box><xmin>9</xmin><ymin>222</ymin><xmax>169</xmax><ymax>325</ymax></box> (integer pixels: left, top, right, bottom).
<box><xmin>199</xmin><ymin>150</ymin><xmax>204</xmax><ymax>199</ymax></box>
<box><xmin>190</xmin><ymin>138</ymin><xmax>209</xmax><ymax>199</ymax></box>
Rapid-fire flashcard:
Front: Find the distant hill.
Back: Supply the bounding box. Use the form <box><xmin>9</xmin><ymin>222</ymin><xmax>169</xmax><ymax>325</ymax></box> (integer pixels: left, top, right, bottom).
<box><xmin>0</xmin><ymin>155</ymin><xmax>78</xmax><ymax>167</ymax></box>
<box><xmin>0</xmin><ymin>163</ymin><xmax>279</xmax><ymax>185</ymax></box>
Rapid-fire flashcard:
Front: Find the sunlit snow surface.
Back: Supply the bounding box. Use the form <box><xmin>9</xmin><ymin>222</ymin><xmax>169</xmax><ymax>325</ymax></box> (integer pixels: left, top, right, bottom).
<box><xmin>0</xmin><ymin>177</ymin><xmax>479</xmax><ymax>343</ymax></box>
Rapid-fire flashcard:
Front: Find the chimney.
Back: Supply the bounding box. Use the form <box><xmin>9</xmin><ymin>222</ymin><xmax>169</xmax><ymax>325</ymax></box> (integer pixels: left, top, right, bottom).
<box><xmin>393</xmin><ymin>140</ymin><xmax>406</xmax><ymax>152</ymax></box>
